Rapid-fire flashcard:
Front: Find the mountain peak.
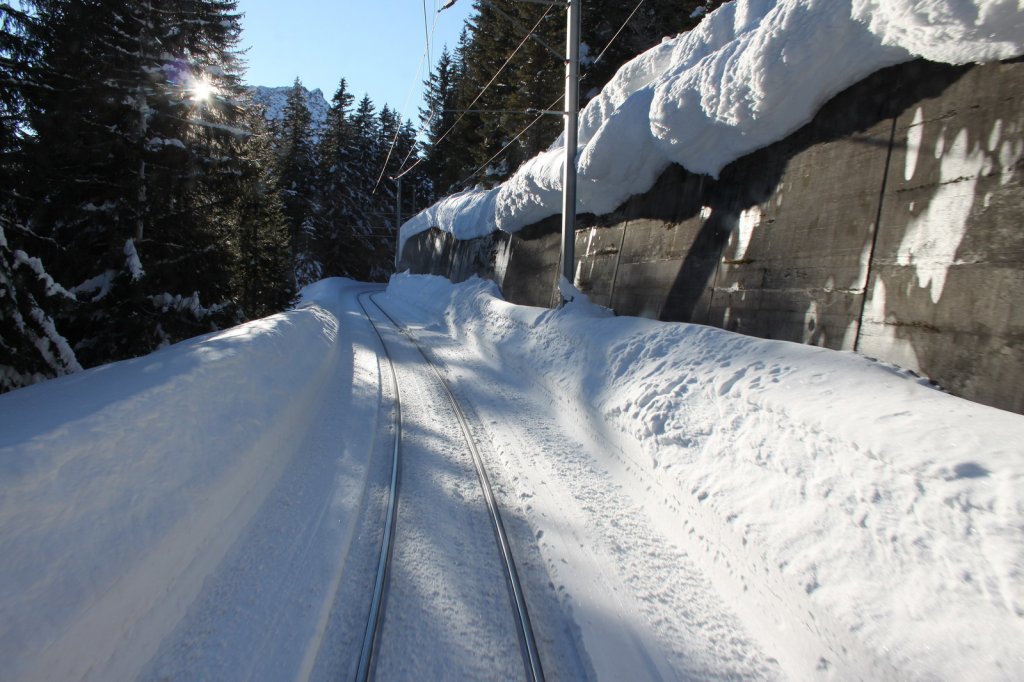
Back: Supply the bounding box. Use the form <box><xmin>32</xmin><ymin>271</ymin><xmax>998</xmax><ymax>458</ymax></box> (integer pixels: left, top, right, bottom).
<box><xmin>249</xmin><ymin>85</ymin><xmax>330</xmax><ymax>138</ymax></box>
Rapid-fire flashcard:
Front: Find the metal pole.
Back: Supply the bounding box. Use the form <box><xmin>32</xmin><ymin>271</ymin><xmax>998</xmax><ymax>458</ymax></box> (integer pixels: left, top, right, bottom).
<box><xmin>561</xmin><ymin>0</ymin><xmax>580</xmax><ymax>301</ymax></box>
<box><xmin>394</xmin><ymin>176</ymin><xmax>402</xmax><ymax>272</ymax></box>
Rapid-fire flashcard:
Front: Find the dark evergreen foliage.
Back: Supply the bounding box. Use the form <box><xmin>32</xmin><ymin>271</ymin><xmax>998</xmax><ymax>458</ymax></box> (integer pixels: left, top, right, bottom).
<box><xmin>230</xmin><ymin>106</ymin><xmax>295</xmax><ymax>319</ymax></box>
<box><xmin>273</xmin><ymin>78</ymin><xmax>320</xmax><ymax>286</ymax></box>
<box><xmin>20</xmin><ymin>0</ymin><xmax>250</xmax><ymax>365</ymax></box>
<box><xmin>417</xmin><ymin>0</ymin><xmax>724</xmax><ymax>197</ymax></box>
<box><xmin>2</xmin><ymin>0</ymin><xmax>295</xmax><ymax>392</ymax></box>
<box><xmin>1</xmin><ymin>2</ymin><xmax>81</xmax><ymax>388</ymax></box>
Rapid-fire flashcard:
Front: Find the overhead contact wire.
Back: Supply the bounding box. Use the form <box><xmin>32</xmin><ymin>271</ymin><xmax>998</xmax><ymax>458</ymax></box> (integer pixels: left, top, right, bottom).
<box><xmin>392</xmin><ymin>4</ymin><xmax>554</xmax><ymax>182</ymax></box>
<box><xmin>452</xmin><ymin>0</ymin><xmax>649</xmax><ymax>189</ymax></box>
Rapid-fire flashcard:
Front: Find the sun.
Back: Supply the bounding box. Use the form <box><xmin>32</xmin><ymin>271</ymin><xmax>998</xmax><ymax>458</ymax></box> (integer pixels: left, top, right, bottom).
<box><xmin>190</xmin><ymin>76</ymin><xmax>216</xmax><ymax>104</ymax></box>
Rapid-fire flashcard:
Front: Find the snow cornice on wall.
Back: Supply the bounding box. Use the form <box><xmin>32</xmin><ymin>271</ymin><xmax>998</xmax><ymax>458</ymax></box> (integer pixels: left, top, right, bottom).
<box><xmin>399</xmin><ymin>0</ymin><xmax>1024</xmax><ymax>257</ymax></box>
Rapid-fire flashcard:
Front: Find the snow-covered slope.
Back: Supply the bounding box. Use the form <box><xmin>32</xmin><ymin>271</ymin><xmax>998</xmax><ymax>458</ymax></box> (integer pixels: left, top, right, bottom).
<box><xmin>383</xmin><ymin>274</ymin><xmax>1024</xmax><ymax>680</ymax></box>
<box><xmin>250</xmin><ymin>84</ymin><xmax>330</xmax><ymax>138</ymax></box>
<box><xmin>399</xmin><ymin>0</ymin><xmax>1024</xmax><ymax>254</ymax></box>
<box><xmin>0</xmin><ymin>282</ymin><xmax>365</xmax><ymax>680</ymax></box>
<box><xmin>1</xmin><ymin>275</ymin><xmax>1022</xmax><ymax>679</ymax></box>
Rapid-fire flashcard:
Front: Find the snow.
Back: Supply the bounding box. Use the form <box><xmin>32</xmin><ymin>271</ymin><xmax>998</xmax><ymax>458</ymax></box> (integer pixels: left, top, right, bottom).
<box><xmin>12</xmin><ymin>250</ymin><xmax>76</xmax><ymax>300</ymax></box>
<box><xmin>146</xmin><ymin>137</ymin><xmax>187</xmax><ymax>150</ymax></box>
<box><xmin>72</xmin><ymin>270</ymin><xmax>116</xmax><ymax>302</ymax></box>
<box><xmin>250</xmin><ymin>84</ymin><xmax>330</xmax><ymax>140</ymax></box>
<box><xmin>381</xmin><ymin>274</ymin><xmax>1024</xmax><ymax>680</ymax></box>
<box><xmin>0</xmin><ymin>287</ymin><xmax>354</xmax><ymax>680</ymax></box>
<box><xmin>2</xmin><ymin>275</ymin><xmax>1021</xmax><ymax>680</ymax></box>
<box><xmin>399</xmin><ymin>0</ymin><xmax>1024</xmax><ymax>255</ymax></box>
<box><xmin>123</xmin><ymin>238</ymin><xmax>145</xmax><ymax>281</ymax></box>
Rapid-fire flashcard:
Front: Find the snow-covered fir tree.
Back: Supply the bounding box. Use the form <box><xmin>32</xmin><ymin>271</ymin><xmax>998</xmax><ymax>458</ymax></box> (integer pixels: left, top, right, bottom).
<box><xmin>314</xmin><ymin>78</ymin><xmax>368</xmax><ymax>278</ymax></box>
<box><xmin>274</xmin><ymin>78</ymin><xmax>320</xmax><ymax>286</ymax></box>
<box><xmin>229</xmin><ymin>106</ymin><xmax>295</xmax><ymax>319</ymax></box>
<box><xmin>419</xmin><ymin>46</ymin><xmax>463</xmax><ymax>201</ymax></box>
<box><xmin>0</xmin><ymin>2</ymin><xmax>81</xmax><ymax>390</ymax></box>
<box><xmin>21</xmin><ymin>0</ymin><xmax>252</xmax><ymax>367</ymax></box>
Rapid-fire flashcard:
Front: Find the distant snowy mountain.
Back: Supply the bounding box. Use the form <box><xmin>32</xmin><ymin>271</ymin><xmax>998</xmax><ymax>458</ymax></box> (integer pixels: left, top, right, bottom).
<box><xmin>249</xmin><ymin>85</ymin><xmax>330</xmax><ymax>139</ymax></box>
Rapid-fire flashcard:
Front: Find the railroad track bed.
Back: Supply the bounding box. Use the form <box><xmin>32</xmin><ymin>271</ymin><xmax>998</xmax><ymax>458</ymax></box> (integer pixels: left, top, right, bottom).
<box><xmin>356</xmin><ymin>293</ymin><xmax>543</xmax><ymax>681</ymax></box>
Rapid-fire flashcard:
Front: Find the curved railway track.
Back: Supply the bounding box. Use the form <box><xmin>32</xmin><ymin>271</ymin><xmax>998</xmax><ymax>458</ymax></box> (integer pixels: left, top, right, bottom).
<box><xmin>355</xmin><ymin>291</ymin><xmax>544</xmax><ymax>682</ymax></box>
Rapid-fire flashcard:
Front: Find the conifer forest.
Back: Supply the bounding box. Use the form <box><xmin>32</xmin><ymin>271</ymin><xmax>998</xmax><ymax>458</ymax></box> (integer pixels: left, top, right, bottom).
<box><xmin>0</xmin><ymin>0</ymin><xmax>718</xmax><ymax>392</ymax></box>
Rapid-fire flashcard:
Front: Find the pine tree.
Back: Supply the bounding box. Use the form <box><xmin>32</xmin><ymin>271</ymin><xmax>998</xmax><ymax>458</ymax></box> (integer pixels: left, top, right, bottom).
<box><xmin>420</xmin><ymin>46</ymin><xmax>462</xmax><ymax>199</ymax></box>
<box><xmin>396</xmin><ymin>118</ymin><xmax>427</xmax><ymax>221</ymax></box>
<box><xmin>230</xmin><ymin>106</ymin><xmax>295</xmax><ymax>318</ymax></box>
<box><xmin>457</xmin><ymin>0</ymin><xmax>522</xmax><ymax>185</ymax></box>
<box><xmin>22</xmin><ymin>0</ymin><xmax>250</xmax><ymax>367</ymax></box>
<box><xmin>427</xmin><ymin>0</ymin><xmax>724</xmax><ymax>193</ymax></box>
<box><xmin>0</xmin><ymin>219</ymin><xmax>82</xmax><ymax>391</ymax></box>
<box><xmin>348</xmin><ymin>94</ymin><xmax>381</xmax><ymax>261</ymax></box>
<box><xmin>0</xmin><ymin>2</ymin><xmax>82</xmax><ymax>391</ymax></box>
<box><xmin>505</xmin><ymin>3</ymin><xmax>561</xmax><ymax>165</ymax></box>
<box><xmin>315</xmin><ymin>78</ymin><xmax>371</xmax><ymax>278</ymax></box>
<box><xmin>365</xmin><ymin>104</ymin><xmax>411</xmax><ymax>280</ymax></box>
<box><xmin>273</xmin><ymin>78</ymin><xmax>320</xmax><ymax>286</ymax></box>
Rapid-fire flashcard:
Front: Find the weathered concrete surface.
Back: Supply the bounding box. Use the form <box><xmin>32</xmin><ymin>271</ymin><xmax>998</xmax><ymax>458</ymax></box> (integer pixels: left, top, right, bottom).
<box><xmin>573</xmin><ymin>224</ymin><xmax>623</xmax><ymax>309</ymax></box>
<box><xmin>859</xmin><ymin>59</ymin><xmax>1024</xmax><ymax>413</ymax></box>
<box><xmin>497</xmin><ymin>217</ymin><xmax>563</xmax><ymax>309</ymax></box>
<box><xmin>703</xmin><ymin>134</ymin><xmax>888</xmax><ymax>346</ymax></box>
<box><xmin>399</xmin><ymin>227</ymin><xmax>457</xmax><ymax>278</ymax></box>
<box><xmin>397</xmin><ymin>58</ymin><xmax>1024</xmax><ymax>414</ymax></box>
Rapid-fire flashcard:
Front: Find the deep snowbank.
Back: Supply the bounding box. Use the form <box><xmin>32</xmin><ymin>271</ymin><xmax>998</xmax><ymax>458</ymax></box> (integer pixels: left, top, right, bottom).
<box><xmin>384</xmin><ymin>273</ymin><xmax>1024</xmax><ymax>679</ymax></box>
<box><xmin>0</xmin><ymin>286</ymin><xmax>350</xmax><ymax>680</ymax></box>
<box><xmin>399</xmin><ymin>0</ymin><xmax>1024</xmax><ymax>254</ymax></box>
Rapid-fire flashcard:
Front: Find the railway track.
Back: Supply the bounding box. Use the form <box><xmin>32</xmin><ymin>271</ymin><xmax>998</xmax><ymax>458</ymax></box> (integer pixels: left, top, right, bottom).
<box><xmin>355</xmin><ymin>291</ymin><xmax>544</xmax><ymax>682</ymax></box>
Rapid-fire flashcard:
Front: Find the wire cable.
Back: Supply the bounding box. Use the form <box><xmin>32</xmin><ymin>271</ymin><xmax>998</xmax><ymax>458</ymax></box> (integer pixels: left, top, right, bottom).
<box><xmin>445</xmin><ymin>92</ymin><xmax>561</xmax><ymax>194</ymax></box>
<box><xmin>371</xmin><ymin>4</ymin><xmax>441</xmax><ymax>194</ymax></box>
<box><xmin>392</xmin><ymin>3</ymin><xmax>554</xmax><ymax>182</ymax></box>
<box><xmin>447</xmin><ymin>0</ymin><xmax>650</xmax><ymax>191</ymax></box>
<box><xmin>590</xmin><ymin>0</ymin><xmax>645</xmax><ymax>67</ymax></box>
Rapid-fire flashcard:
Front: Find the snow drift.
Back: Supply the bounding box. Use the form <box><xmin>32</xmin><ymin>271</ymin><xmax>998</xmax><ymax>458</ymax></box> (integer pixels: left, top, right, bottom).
<box><xmin>0</xmin><ymin>289</ymin><xmax>348</xmax><ymax>680</ymax></box>
<box><xmin>383</xmin><ymin>273</ymin><xmax>1024</xmax><ymax>680</ymax></box>
<box><xmin>399</xmin><ymin>0</ymin><xmax>1024</xmax><ymax>255</ymax></box>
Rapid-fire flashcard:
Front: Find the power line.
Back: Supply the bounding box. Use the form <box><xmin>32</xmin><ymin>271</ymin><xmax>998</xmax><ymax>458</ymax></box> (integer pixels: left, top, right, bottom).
<box><xmin>392</xmin><ymin>2</ymin><xmax>555</xmax><ymax>182</ymax></box>
<box><xmin>590</xmin><ymin>0</ymin><xmax>646</xmax><ymax>67</ymax></box>
<box><xmin>370</xmin><ymin>3</ymin><xmax>442</xmax><ymax>195</ymax></box>
<box><xmin>447</xmin><ymin>92</ymin><xmax>562</xmax><ymax>194</ymax></box>
<box><xmin>423</xmin><ymin>0</ymin><xmax>433</xmax><ymax>68</ymax></box>
<box><xmin>448</xmin><ymin>0</ymin><xmax>649</xmax><ymax>191</ymax></box>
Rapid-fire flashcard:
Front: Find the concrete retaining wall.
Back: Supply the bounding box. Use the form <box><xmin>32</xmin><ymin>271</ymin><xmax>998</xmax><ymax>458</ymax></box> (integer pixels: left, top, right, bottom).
<box><xmin>399</xmin><ymin>58</ymin><xmax>1024</xmax><ymax>414</ymax></box>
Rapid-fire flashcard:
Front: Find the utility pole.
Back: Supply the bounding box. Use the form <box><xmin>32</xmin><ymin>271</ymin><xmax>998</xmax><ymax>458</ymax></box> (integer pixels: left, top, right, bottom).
<box><xmin>561</xmin><ymin>0</ymin><xmax>580</xmax><ymax>300</ymax></box>
<box><xmin>440</xmin><ymin>0</ymin><xmax>581</xmax><ymax>302</ymax></box>
<box><xmin>394</xmin><ymin>175</ymin><xmax>402</xmax><ymax>271</ymax></box>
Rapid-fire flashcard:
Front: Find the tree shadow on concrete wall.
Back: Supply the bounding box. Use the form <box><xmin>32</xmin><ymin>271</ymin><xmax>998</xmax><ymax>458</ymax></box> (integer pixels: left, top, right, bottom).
<box><xmin>648</xmin><ymin>59</ymin><xmax>973</xmax><ymax>324</ymax></box>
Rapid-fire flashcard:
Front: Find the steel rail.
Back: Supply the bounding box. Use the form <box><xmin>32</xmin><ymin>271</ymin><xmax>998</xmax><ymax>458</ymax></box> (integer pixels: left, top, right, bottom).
<box><xmin>367</xmin><ymin>294</ymin><xmax>545</xmax><ymax>682</ymax></box>
<box><xmin>355</xmin><ymin>292</ymin><xmax>403</xmax><ymax>682</ymax></box>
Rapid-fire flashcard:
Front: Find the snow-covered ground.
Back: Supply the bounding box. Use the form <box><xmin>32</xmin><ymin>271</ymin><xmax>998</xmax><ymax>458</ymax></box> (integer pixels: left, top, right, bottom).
<box><xmin>0</xmin><ymin>281</ymin><xmax>386</xmax><ymax>680</ymax></box>
<box><xmin>1</xmin><ymin>276</ymin><xmax>1022</xmax><ymax>680</ymax></box>
<box><xmin>399</xmin><ymin>0</ymin><xmax>1024</xmax><ymax>254</ymax></box>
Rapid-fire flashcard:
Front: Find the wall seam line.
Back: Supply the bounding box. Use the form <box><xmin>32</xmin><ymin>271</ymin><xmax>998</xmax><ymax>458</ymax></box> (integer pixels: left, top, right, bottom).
<box><xmin>608</xmin><ymin>219</ymin><xmax>628</xmax><ymax>310</ymax></box>
<box><xmin>854</xmin><ymin>114</ymin><xmax>899</xmax><ymax>353</ymax></box>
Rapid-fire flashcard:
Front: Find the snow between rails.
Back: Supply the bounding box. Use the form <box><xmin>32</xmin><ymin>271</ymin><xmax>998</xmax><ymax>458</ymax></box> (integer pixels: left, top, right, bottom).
<box><xmin>385</xmin><ymin>273</ymin><xmax>1024</xmax><ymax>680</ymax></box>
<box><xmin>399</xmin><ymin>0</ymin><xmax>1024</xmax><ymax>255</ymax></box>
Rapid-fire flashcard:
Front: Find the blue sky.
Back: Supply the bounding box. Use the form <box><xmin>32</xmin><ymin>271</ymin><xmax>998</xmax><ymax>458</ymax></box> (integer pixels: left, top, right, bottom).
<box><xmin>236</xmin><ymin>0</ymin><xmax>475</xmax><ymax>122</ymax></box>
